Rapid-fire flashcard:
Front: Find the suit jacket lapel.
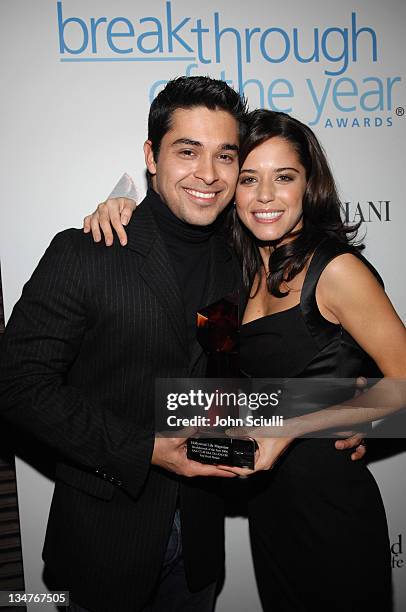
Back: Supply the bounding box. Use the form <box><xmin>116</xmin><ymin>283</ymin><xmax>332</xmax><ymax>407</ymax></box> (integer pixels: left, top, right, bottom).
<box><xmin>126</xmin><ymin>197</ymin><xmax>189</xmax><ymax>357</ymax></box>
<box><xmin>206</xmin><ymin>234</ymin><xmax>235</xmax><ymax>306</ymax></box>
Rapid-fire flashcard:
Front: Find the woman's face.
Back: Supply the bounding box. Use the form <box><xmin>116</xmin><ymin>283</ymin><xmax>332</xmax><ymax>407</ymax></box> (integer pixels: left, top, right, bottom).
<box><xmin>235</xmin><ymin>136</ymin><xmax>307</xmax><ymax>244</ymax></box>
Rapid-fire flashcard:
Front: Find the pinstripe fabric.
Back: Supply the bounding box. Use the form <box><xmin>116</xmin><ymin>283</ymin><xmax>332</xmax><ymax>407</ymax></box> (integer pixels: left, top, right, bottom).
<box><xmin>0</xmin><ymin>193</ymin><xmax>242</xmax><ymax>612</ymax></box>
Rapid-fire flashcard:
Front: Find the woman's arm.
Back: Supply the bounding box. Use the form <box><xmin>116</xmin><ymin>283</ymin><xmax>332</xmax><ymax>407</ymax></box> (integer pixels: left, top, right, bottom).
<box><xmin>317</xmin><ymin>252</ymin><xmax>405</xmax><ymax>377</ymax></box>
<box><xmin>284</xmin><ymin>252</ymin><xmax>406</xmax><ymax>436</ymax></box>
<box><xmin>264</xmin><ymin>253</ymin><xmax>405</xmax><ymax>438</ymax></box>
<box><xmin>83</xmin><ymin>173</ymin><xmax>138</xmax><ymax>246</ymax></box>
<box><xmin>83</xmin><ymin>197</ymin><xmax>136</xmax><ymax>246</ymax></box>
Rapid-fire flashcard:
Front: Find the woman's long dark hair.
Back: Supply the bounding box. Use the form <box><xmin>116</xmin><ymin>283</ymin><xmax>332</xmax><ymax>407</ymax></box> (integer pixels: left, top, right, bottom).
<box><xmin>230</xmin><ymin>110</ymin><xmax>363</xmax><ymax>297</ymax></box>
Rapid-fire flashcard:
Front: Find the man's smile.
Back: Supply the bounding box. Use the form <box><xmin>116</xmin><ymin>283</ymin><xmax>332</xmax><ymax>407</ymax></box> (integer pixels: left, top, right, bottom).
<box><xmin>182</xmin><ymin>187</ymin><xmax>221</xmax><ymax>202</ymax></box>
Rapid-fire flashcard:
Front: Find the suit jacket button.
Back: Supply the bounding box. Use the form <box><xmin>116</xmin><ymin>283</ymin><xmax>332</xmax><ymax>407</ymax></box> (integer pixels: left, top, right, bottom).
<box><xmin>95</xmin><ymin>466</ymin><xmax>108</xmax><ymax>478</ymax></box>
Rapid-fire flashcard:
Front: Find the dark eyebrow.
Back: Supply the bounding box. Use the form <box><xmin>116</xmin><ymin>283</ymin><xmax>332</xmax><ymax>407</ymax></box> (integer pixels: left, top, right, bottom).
<box><xmin>171</xmin><ymin>138</ymin><xmax>239</xmax><ymax>152</ymax></box>
<box><xmin>240</xmin><ymin>166</ymin><xmax>299</xmax><ymax>174</ymax></box>
<box><xmin>172</xmin><ymin>138</ymin><xmax>202</xmax><ymax>147</ymax></box>
<box><xmin>275</xmin><ymin>167</ymin><xmax>300</xmax><ymax>173</ymax></box>
<box><xmin>221</xmin><ymin>144</ymin><xmax>239</xmax><ymax>152</ymax></box>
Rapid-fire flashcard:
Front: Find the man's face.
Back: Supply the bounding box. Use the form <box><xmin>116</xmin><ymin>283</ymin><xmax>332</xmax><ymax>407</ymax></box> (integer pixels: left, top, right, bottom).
<box><xmin>144</xmin><ymin>106</ymin><xmax>239</xmax><ymax>225</ymax></box>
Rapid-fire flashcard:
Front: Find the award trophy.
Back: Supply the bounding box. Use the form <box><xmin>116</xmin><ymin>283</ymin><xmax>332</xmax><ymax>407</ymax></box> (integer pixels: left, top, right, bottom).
<box><xmin>186</xmin><ymin>294</ymin><xmax>257</xmax><ymax>469</ymax></box>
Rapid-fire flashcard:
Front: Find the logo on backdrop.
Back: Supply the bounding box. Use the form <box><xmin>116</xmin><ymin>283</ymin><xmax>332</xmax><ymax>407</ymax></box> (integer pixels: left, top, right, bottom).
<box><xmin>344</xmin><ymin>200</ymin><xmax>391</xmax><ymax>223</ymax></box>
<box><xmin>391</xmin><ymin>534</ymin><xmax>404</xmax><ymax>569</ymax></box>
<box><xmin>56</xmin><ymin>1</ymin><xmax>402</xmax><ymax>129</ymax></box>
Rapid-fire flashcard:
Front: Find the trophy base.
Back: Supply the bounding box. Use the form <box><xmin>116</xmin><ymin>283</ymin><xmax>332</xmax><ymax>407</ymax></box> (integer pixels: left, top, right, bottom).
<box><xmin>187</xmin><ymin>435</ymin><xmax>256</xmax><ymax>469</ymax></box>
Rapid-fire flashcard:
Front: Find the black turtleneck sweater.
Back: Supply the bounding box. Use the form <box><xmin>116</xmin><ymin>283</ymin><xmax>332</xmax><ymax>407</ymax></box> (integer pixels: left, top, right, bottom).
<box><xmin>147</xmin><ymin>189</ymin><xmax>218</xmax><ymax>353</ymax></box>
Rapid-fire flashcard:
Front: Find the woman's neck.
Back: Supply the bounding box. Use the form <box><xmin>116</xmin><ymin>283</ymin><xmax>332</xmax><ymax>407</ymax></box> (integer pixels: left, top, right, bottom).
<box><xmin>258</xmin><ymin>244</ymin><xmax>275</xmax><ymax>274</ymax></box>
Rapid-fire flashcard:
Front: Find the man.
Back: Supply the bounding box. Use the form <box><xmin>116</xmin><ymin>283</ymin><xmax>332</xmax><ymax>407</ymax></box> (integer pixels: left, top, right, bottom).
<box><xmin>0</xmin><ymin>76</ymin><xmax>364</xmax><ymax>612</ymax></box>
<box><xmin>0</xmin><ymin>76</ymin><xmax>248</xmax><ymax>612</ymax></box>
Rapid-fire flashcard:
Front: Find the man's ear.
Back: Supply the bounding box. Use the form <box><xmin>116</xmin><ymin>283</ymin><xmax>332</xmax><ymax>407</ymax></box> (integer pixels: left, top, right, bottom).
<box><xmin>144</xmin><ymin>141</ymin><xmax>157</xmax><ymax>175</ymax></box>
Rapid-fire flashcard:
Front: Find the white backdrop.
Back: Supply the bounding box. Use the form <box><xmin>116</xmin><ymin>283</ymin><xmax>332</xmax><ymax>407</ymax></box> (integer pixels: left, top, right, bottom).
<box><xmin>0</xmin><ymin>1</ymin><xmax>405</xmax><ymax>610</ymax></box>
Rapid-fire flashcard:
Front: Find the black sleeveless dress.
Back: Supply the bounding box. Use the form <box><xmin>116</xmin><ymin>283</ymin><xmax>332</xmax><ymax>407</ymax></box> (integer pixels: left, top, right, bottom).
<box><xmin>240</xmin><ymin>239</ymin><xmax>392</xmax><ymax>612</ymax></box>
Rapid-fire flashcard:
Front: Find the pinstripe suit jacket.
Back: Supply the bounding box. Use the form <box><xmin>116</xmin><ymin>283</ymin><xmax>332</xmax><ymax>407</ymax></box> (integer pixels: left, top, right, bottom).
<box><xmin>0</xmin><ymin>191</ymin><xmax>243</xmax><ymax>611</ymax></box>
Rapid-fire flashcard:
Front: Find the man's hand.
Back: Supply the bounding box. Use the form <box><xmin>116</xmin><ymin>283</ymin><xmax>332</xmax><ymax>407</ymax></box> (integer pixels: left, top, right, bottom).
<box><xmin>335</xmin><ymin>433</ymin><xmax>367</xmax><ymax>461</ymax></box>
<box><xmin>151</xmin><ymin>432</ymin><xmax>237</xmax><ymax>478</ymax></box>
<box><xmin>83</xmin><ymin>197</ymin><xmax>136</xmax><ymax>246</ymax></box>
<box><xmin>335</xmin><ymin>379</ymin><xmax>367</xmax><ymax>460</ymax></box>
<box><xmin>334</xmin><ymin>377</ymin><xmax>367</xmax><ymax>461</ymax></box>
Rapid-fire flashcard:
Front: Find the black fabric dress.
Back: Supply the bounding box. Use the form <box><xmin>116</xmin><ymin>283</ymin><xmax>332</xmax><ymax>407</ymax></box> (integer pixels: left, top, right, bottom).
<box><xmin>240</xmin><ymin>239</ymin><xmax>392</xmax><ymax>612</ymax></box>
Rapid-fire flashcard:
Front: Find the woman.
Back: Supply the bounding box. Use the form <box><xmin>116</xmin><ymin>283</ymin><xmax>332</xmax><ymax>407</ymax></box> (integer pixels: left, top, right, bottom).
<box><xmin>221</xmin><ymin>109</ymin><xmax>405</xmax><ymax>610</ymax></box>
<box><xmin>83</xmin><ymin>110</ymin><xmax>405</xmax><ymax>610</ymax></box>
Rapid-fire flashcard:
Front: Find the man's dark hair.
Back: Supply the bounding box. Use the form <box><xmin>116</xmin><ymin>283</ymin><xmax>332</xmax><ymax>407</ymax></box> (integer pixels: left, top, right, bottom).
<box><xmin>148</xmin><ymin>76</ymin><xmax>248</xmax><ymax>160</ymax></box>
